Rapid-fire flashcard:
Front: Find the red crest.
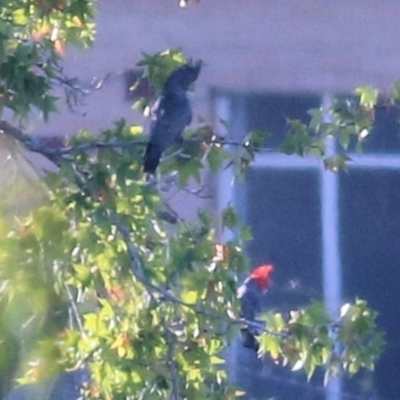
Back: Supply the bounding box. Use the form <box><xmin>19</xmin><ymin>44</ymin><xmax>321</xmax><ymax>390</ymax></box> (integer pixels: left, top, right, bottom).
<box><xmin>250</xmin><ymin>264</ymin><xmax>274</xmax><ymax>292</ymax></box>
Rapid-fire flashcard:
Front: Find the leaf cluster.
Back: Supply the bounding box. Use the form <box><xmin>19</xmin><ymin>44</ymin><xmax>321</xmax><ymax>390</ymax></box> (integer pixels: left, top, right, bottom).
<box><xmin>0</xmin><ymin>0</ymin><xmax>95</xmax><ymax>119</ymax></box>
<box><xmin>258</xmin><ymin>300</ymin><xmax>384</xmax><ymax>384</ymax></box>
<box><xmin>0</xmin><ymin>112</ymin><xmax>255</xmax><ymax>398</ymax></box>
<box><xmin>278</xmin><ymin>85</ymin><xmax>400</xmax><ymax>171</ymax></box>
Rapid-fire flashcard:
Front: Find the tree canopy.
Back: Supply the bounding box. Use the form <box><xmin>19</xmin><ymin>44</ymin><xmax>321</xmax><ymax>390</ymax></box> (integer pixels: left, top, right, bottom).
<box><xmin>0</xmin><ymin>1</ymin><xmax>388</xmax><ymax>399</ymax></box>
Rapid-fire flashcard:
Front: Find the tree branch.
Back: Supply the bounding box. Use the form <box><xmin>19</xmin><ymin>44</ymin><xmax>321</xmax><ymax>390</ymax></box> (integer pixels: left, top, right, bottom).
<box><xmin>50</xmin><ymin>64</ymin><xmax>112</xmax><ymax>114</ymax></box>
<box><xmin>0</xmin><ymin>119</ymin><xmax>273</xmax><ymax>158</ymax></box>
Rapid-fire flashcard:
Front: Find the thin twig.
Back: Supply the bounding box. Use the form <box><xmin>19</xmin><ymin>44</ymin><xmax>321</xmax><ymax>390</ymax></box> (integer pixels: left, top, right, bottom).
<box><xmin>141</xmin><ymin>279</ymin><xmax>287</xmax><ymax>338</ymax></box>
<box><xmin>52</xmin><ymin>66</ymin><xmax>112</xmax><ymax>113</ymax></box>
<box><xmin>180</xmin><ymin>184</ymin><xmax>211</xmax><ymax>199</ymax></box>
<box><xmin>45</xmin><ymin>139</ymin><xmax>148</xmax><ymax>156</ymax></box>
<box><xmin>0</xmin><ymin>119</ymin><xmax>274</xmax><ymax>158</ymax></box>
<box><xmin>64</xmin><ymin>283</ymin><xmax>87</xmax><ymax>338</ymax></box>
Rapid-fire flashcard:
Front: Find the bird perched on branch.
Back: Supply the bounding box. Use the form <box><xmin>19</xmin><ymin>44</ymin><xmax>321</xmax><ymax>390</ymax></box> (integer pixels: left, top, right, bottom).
<box><xmin>237</xmin><ymin>264</ymin><xmax>274</xmax><ymax>351</ymax></box>
<box><xmin>143</xmin><ymin>60</ymin><xmax>202</xmax><ymax>174</ymax></box>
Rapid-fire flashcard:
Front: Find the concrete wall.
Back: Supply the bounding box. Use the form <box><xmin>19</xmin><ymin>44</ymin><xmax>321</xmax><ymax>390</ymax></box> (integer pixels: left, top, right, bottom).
<box><xmin>34</xmin><ymin>0</ymin><xmax>400</xmax><ymax>137</ymax></box>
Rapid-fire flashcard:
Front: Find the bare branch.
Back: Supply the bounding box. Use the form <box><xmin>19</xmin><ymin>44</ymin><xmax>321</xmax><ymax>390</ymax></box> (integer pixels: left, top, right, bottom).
<box><xmin>64</xmin><ymin>283</ymin><xmax>88</xmax><ymax>339</ymax></box>
<box><xmin>180</xmin><ymin>184</ymin><xmax>211</xmax><ymax>199</ymax></box>
<box><xmin>0</xmin><ymin>119</ymin><xmax>273</xmax><ymax>159</ymax></box>
<box><xmin>0</xmin><ymin>121</ymin><xmax>33</xmax><ymax>147</ymax></box>
<box><xmin>0</xmin><ymin>120</ymin><xmax>149</xmax><ymax>157</ymax></box>
<box><xmin>50</xmin><ymin>64</ymin><xmax>112</xmax><ymax>114</ymax></box>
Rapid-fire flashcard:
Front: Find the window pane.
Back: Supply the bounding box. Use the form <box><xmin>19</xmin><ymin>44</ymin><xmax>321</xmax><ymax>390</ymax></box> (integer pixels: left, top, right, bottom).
<box><xmin>225</xmin><ymin>93</ymin><xmax>324</xmax><ymax>399</ymax></box>
<box><xmin>340</xmin><ymin>169</ymin><xmax>400</xmax><ymax>400</ymax></box>
<box><xmin>231</xmin><ymin>169</ymin><xmax>323</xmax><ymax>400</ymax></box>
<box><xmin>244</xmin><ymin>169</ymin><xmax>322</xmax><ymax>310</ymax></box>
<box><xmin>364</xmin><ymin>105</ymin><xmax>400</xmax><ymax>153</ymax></box>
<box><xmin>246</xmin><ymin>94</ymin><xmax>321</xmax><ymax>148</ymax></box>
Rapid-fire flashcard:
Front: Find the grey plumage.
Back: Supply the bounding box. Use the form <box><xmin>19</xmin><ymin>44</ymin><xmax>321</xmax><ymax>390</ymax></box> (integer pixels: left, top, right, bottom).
<box><xmin>238</xmin><ymin>278</ymin><xmax>264</xmax><ymax>322</ymax></box>
<box><xmin>237</xmin><ymin>277</ymin><xmax>265</xmax><ymax>351</ymax></box>
<box><xmin>143</xmin><ymin>60</ymin><xmax>202</xmax><ymax>174</ymax></box>
<box><xmin>237</xmin><ymin>264</ymin><xmax>274</xmax><ymax>351</ymax></box>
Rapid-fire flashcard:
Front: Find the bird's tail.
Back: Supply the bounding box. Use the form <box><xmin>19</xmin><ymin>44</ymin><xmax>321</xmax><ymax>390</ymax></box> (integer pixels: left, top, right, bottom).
<box><xmin>240</xmin><ymin>319</ymin><xmax>265</xmax><ymax>352</ymax></box>
<box><xmin>143</xmin><ymin>144</ymin><xmax>162</xmax><ymax>174</ymax></box>
<box><xmin>241</xmin><ymin>328</ymin><xmax>259</xmax><ymax>351</ymax></box>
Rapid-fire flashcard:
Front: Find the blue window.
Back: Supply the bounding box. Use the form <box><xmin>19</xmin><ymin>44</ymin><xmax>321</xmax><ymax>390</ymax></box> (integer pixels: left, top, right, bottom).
<box><xmin>213</xmin><ymin>91</ymin><xmax>400</xmax><ymax>400</ymax></box>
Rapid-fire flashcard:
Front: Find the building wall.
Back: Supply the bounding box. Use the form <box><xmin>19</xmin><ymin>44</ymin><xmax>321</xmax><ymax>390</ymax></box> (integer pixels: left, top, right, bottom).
<box><xmin>34</xmin><ymin>0</ymin><xmax>400</xmax><ymax>137</ymax></box>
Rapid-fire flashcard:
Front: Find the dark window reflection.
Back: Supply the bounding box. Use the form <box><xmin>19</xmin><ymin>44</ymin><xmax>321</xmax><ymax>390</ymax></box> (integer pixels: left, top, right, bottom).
<box><xmin>228</xmin><ymin>169</ymin><xmax>323</xmax><ymax>400</ymax></box>
<box><xmin>245</xmin><ymin>169</ymin><xmax>322</xmax><ymax>310</ymax></box>
<box><xmin>246</xmin><ymin>94</ymin><xmax>321</xmax><ymax>148</ymax></box>
<box><xmin>364</xmin><ymin>105</ymin><xmax>400</xmax><ymax>153</ymax></box>
<box><xmin>340</xmin><ymin>169</ymin><xmax>400</xmax><ymax>400</ymax></box>
<box><xmin>224</xmin><ymin>92</ymin><xmax>400</xmax><ymax>400</ymax></box>
<box><xmin>228</xmin><ymin>93</ymin><xmax>324</xmax><ymax>400</ymax></box>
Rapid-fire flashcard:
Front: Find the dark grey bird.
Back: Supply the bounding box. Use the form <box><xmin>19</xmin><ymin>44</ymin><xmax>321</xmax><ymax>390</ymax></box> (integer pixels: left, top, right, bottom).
<box><xmin>237</xmin><ymin>264</ymin><xmax>274</xmax><ymax>351</ymax></box>
<box><xmin>143</xmin><ymin>60</ymin><xmax>202</xmax><ymax>174</ymax></box>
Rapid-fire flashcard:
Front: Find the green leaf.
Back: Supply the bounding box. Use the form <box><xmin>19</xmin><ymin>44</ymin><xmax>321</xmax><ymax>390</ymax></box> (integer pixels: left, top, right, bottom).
<box><xmin>258</xmin><ymin>334</ymin><xmax>280</xmax><ymax>360</ymax></box>
<box><xmin>129</xmin><ymin>125</ymin><xmax>144</xmax><ymax>136</ymax></box>
<box><xmin>354</xmin><ymin>86</ymin><xmax>379</xmax><ymax>108</ymax></box>
<box><xmin>210</xmin><ymin>356</ymin><xmax>225</xmax><ymax>365</ymax></box>
<box><xmin>279</xmin><ymin>120</ymin><xmax>312</xmax><ymax>156</ymax></box>
<box><xmin>176</xmin><ymin>158</ymin><xmax>202</xmax><ymax>186</ymax></box>
<box><xmin>240</xmin><ymin>226</ymin><xmax>253</xmax><ymax>242</ymax></box>
<box><xmin>222</xmin><ymin>206</ymin><xmax>239</xmax><ymax>229</ymax></box>
<box><xmin>207</xmin><ymin>145</ymin><xmax>225</xmax><ymax>171</ymax></box>
<box><xmin>246</xmin><ymin>129</ymin><xmax>268</xmax><ymax>148</ymax></box>
<box><xmin>32</xmin><ymin>207</ymin><xmax>69</xmax><ymax>244</ymax></box>
<box><xmin>12</xmin><ymin>9</ymin><xmax>28</xmax><ymax>25</ymax></box>
<box><xmin>181</xmin><ymin>290</ymin><xmax>199</xmax><ymax>303</ymax></box>
<box><xmin>132</xmin><ymin>98</ymin><xmax>149</xmax><ymax>113</ymax></box>
<box><xmin>138</xmin><ymin>48</ymin><xmax>186</xmax><ymax>94</ymax></box>
<box><xmin>303</xmin><ymin>301</ymin><xmax>330</xmax><ymax>325</ymax></box>
<box><xmin>72</xmin><ymin>264</ymin><xmax>92</xmax><ymax>286</ymax></box>
<box><xmin>338</xmin><ymin>129</ymin><xmax>350</xmax><ymax>150</ymax></box>
<box><xmin>308</xmin><ymin>108</ymin><xmax>324</xmax><ymax>130</ymax></box>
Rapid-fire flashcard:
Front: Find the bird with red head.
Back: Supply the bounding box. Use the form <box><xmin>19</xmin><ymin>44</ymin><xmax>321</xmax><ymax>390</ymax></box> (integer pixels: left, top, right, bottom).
<box><xmin>237</xmin><ymin>264</ymin><xmax>275</xmax><ymax>351</ymax></box>
<box><xmin>249</xmin><ymin>264</ymin><xmax>274</xmax><ymax>293</ymax></box>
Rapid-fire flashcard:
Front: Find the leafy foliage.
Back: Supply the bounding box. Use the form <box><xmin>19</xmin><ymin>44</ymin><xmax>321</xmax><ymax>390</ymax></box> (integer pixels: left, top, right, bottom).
<box><xmin>277</xmin><ymin>85</ymin><xmax>400</xmax><ymax>171</ymax></box>
<box><xmin>258</xmin><ymin>300</ymin><xmax>384</xmax><ymax>384</ymax></box>
<box><xmin>0</xmin><ymin>0</ymin><xmax>95</xmax><ymax>119</ymax></box>
<box><xmin>0</xmin><ymin>116</ymin><xmax>254</xmax><ymax>398</ymax></box>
